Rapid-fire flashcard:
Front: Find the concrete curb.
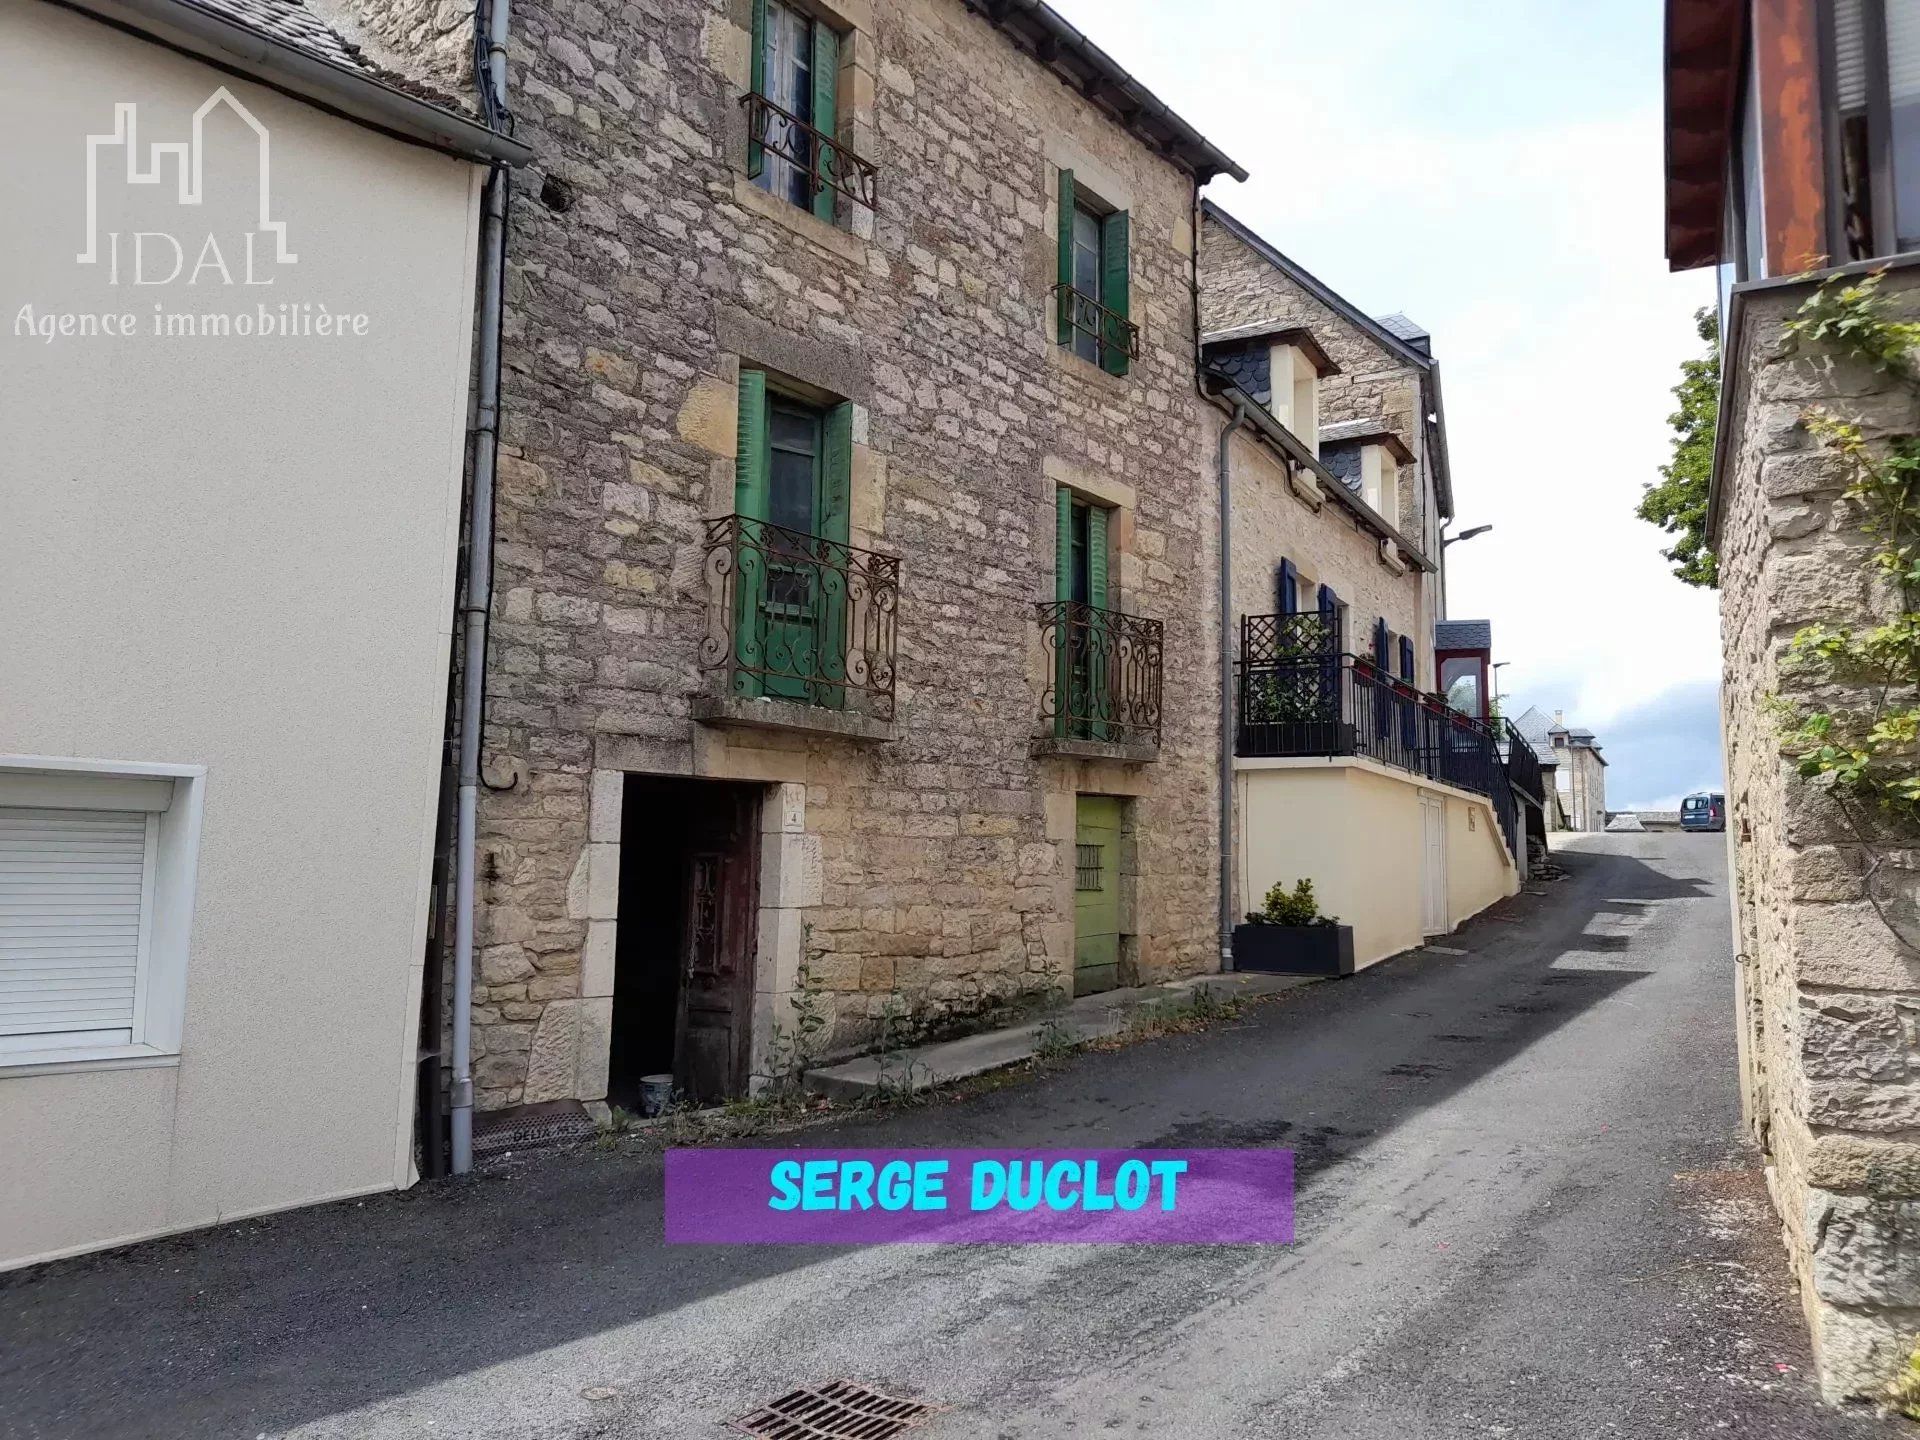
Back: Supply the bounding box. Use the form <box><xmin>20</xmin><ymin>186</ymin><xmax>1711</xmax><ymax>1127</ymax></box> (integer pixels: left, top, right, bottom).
<box><xmin>802</xmin><ymin>971</ymin><xmax>1317</xmax><ymax>1102</ymax></box>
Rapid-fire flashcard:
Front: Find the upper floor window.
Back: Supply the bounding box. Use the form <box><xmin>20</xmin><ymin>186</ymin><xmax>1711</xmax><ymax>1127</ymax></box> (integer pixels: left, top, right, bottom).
<box><xmin>1361</xmin><ymin>444</ymin><xmax>1399</xmax><ymax>522</ymax></box>
<box><xmin>1055</xmin><ymin>170</ymin><xmax>1136</xmax><ymax>377</ymax></box>
<box><xmin>1826</xmin><ymin>0</ymin><xmax>1920</xmax><ymax>260</ymax></box>
<box><xmin>745</xmin><ymin>0</ymin><xmax>876</xmax><ymax>222</ymax></box>
<box><xmin>1270</xmin><ymin>344</ymin><xmax>1320</xmax><ymax>454</ymax></box>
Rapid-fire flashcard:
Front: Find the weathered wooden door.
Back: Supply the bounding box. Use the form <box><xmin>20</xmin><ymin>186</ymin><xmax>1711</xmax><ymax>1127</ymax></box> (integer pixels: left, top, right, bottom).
<box><xmin>1074</xmin><ymin>795</ymin><xmax>1123</xmax><ymax>995</ymax></box>
<box><xmin>672</xmin><ymin>787</ymin><xmax>760</xmax><ymax>1102</ymax></box>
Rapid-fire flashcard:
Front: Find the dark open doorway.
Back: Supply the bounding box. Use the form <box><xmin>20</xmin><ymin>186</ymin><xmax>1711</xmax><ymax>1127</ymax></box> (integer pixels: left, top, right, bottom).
<box><xmin>608</xmin><ymin>776</ymin><xmax>762</xmax><ymax>1111</ymax></box>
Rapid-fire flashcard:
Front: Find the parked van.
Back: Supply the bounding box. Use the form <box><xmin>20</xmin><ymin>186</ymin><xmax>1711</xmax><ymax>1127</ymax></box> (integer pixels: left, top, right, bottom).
<box><xmin>1680</xmin><ymin>792</ymin><xmax>1726</xmax><ymax>832</ymax></box>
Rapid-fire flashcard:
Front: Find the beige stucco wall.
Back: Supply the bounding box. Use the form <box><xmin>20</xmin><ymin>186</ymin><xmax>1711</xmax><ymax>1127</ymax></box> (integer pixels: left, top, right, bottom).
<box><xmin>0</xmin><ymin>2</ymin><xmax>481</xmax><ymax>1267</ymax></box>
<box><xmin>1236</xmin><ymin>759</ymin><xmax>1516</xmax><ymax>968</ymax></box>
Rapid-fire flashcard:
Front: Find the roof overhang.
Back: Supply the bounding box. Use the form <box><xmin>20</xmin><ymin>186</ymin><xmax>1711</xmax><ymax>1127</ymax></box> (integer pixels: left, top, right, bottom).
<box><xmin>51</xmin><ymin>0</ymin><xmax>533</xmax><ymax>166</ymax></box>
<box><xmin>966</xmin><ymin>0</ymin><xmax>1247</xmax><ymax>184</ymax></box>
<box><xmin>1320</xmin><ymin>427</ymin><xmax>1417</xmax><ymax>467</ymax></box>
<box><xmin>1664</xmin><ymin>0</ymin><xmax>1744</xmax><ymax>271</ymax></box>
<box><xmin>1204</xmin><ymin>370</ymin><xmax>1438</xmax><ymax>576</ymax></box>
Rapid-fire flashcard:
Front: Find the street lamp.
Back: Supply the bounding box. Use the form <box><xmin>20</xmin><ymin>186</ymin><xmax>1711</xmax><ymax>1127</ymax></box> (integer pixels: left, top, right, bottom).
<box><xmin>1491</xmin><ymin>661</ymin><xmax>1510</xmax><ymax>712</ymax></box>
<box><xmin>1443</xmin><ymin>523</ymin><xmax>1493</xmax><ymax>549</ymax></box>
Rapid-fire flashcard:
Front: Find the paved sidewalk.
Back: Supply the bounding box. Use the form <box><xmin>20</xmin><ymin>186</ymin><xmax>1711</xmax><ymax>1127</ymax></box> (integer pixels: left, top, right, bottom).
<box><xmin>804</xmin><ymin>969</ymin><xmax>1312</xmax><ymax>1100</ymax></box>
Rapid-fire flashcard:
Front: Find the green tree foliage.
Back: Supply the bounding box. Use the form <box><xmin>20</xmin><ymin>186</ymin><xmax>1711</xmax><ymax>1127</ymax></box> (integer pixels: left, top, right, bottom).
<box><xmin>1637</xmin><ymin>307</ymin><xmax>1721</xmax><ymax>588</ymax></box>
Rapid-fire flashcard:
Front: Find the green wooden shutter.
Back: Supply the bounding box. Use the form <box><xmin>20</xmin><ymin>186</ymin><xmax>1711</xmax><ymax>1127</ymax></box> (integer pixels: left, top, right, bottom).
<box><xmin>734</xmin><ymin>368</ymin><xmax>769</xmax><ymax>518</ymax></box>
<box><xmin>1054</xmin><ymin>487</ymin><xmax>1073</xmax><ymax>736</ymax></box>
<box><xmin>1086</xmin><ymin>504</ymin><xmax>1110</xmax><ymax>737</ymax></box>
<box><xmin>1086</xmin><ymin>504</ymin><xmax>1109</xmax><ymax>611</ymax></box>
<box><xmin>732</xmin><ymin>369</ymin><xmax>769</xmax><ymax>696</ymax></box>
<box><xmin>1100</xmin><ymin>210</ymin><xmax>1130</xmax><ymax>376</ymax></box>
<box><xmin>747</xmin><ymin>0</ymin><xmax>768</xmax><ymax>178</ymax></box>
<box><xmin>810</xmin><ymin>24</ymin><xmax>839</xmax><ymax>223</ymax></box>
<box><xmin>1056</xmin><ymin>169</ymin><xmax>1076</xmax><ymax>346</ymax></box>
<box><xmin>817</xmin><ymin>401</ymin><xmax>853</xmax><ymax>704</ymax></box>
<box><xmin>1054</xmin><ymin>486</ymin><xmax>1074</xmax><ymax>602</ymax></box>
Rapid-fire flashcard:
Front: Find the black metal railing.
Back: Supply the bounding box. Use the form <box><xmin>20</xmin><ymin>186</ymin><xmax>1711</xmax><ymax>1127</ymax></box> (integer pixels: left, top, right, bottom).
<box><xmin>699</xmin><ymin>514</ymin><xmax>900</xmax><ymax>720</ymax></box>
<box><xmin>1037</xmin><ymin>600</ymin><xmax>1163</xmax><ymax>746</ymax></box>
<box><xmin>1499</xmin><ymin>719</ymin><xmax>1545</xmax><ymax>804</ymax></box>
<box><xmin>1053</xmin><ymin>283</ymin><xmax>1141</xmax><ymax>365</ymax></box>
<box><xmin>741</xmin><ymin>91</ymin><xmax>879</xmax><ymax>211</ymax></box>
<box><xmin>1237</xmin><ymin>647</ymin><xmax>1501</xmax><ymax>792</ymax></box>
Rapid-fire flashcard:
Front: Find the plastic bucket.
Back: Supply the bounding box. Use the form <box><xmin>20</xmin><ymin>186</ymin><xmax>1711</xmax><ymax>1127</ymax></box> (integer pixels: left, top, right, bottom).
<box><xmin>639</xmin><ymin>1073</ymin><xmax>674</xmax><ymax>1117</ymax></box>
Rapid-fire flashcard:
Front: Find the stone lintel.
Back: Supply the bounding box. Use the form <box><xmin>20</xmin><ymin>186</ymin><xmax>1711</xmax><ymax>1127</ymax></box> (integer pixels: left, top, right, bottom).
<box><xmin>692</xmin><ymin>693</ymin><xmax>895</xmax><ymax>742</ymax></box>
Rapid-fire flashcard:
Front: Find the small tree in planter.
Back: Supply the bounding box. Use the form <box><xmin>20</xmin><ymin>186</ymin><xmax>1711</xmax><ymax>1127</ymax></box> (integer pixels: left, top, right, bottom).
<box><xmin>1233</xmin><ymin>877</ymin><xmax>1356</xmax><ymax>976</ymax></box>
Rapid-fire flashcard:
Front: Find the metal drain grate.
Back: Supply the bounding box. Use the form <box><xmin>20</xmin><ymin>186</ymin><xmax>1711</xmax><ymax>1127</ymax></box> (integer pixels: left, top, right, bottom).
<box><xmin>729</xmin><ymin>1379</ymin><xmax>936</xmax><ymax>1440</ymax></box>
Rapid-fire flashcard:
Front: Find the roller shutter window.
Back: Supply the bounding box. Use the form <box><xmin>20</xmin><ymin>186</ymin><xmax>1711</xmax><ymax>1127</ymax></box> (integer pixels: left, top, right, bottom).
<box><xmin>0</xmin><ymin>806</ymin><xmax>157</xmax><ymax>1053</ymax></box>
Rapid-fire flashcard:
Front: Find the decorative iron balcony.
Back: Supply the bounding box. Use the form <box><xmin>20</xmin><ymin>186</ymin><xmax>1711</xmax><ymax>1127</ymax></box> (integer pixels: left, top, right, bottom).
<box><xmin>699</xmin><ymin>514</ymin><xmax>899</xmax><ymax>721</ymax></box>
<box><xmin>1499</xmin><ymin>718</ymin><xmax>1546</xmax><ymax>804</ymax></box>
<box><xmin>1053</xmin><ymin>283</ymin><xmax>1141</xmax><ymax>365</ymax></box>
<box><xmin>1236</xmin><ymin>618</ymin><xmax>1505</xmax><ymax>802</ymax></box>
<box><xmin>741</xmin><ymin>91</ymin><xmax>879</xmax><ymax>212</ymax></box>
<box><xmin>1037</xmin><ymin>599</ymin><xmax>1163</xmax><ymax>747</ymax></box>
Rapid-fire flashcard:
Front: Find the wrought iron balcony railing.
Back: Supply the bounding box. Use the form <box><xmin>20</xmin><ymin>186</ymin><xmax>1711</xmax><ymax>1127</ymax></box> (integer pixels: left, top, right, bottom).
<box><xmin>741</xmin><ymin>91</ymin><xmax>879</xmax><ymax>212</ymax></box>
<box><xmin>1053</xmin><ymin>283</ymin><xmax>1141</xmax><ymax>365</ymax></box>
<box><xmin>699</xmin><ymin>514</ymin><xmax>900</xmax><ymax>721</ymax></box>
<box><xmin>1037</xmin><ymin>599</ymin><xmax>1163</xmax><ymax>747</ymax></box>
<box><xmin>1499</xmin><ymin>718</ymin><xmax>1546</xmax><ymax>804</ymax></box>
<box><xmin>1237</xmin><ymin>642</ymin><xmax>1504</xmax><ymax>798</ymax></box>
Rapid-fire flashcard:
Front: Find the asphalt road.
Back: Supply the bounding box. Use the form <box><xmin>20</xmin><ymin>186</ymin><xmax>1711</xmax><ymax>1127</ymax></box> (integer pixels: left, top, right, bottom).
<box><xmin>0</xmin><ymin>833</ymin><xmax>1903</xmax><ymax>1439</ymax></box>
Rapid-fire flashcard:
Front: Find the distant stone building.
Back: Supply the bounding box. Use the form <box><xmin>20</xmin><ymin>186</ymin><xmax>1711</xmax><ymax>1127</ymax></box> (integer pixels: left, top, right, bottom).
<box><xmin>1513</xmin><ymin>706</ymin><xmax>1605</xmax><ymax>832</ymax></box>
<box><xmin>1665</xmin><ymin>0</ymin><xmax>1920</xmax><ymax>1399</ymax></box>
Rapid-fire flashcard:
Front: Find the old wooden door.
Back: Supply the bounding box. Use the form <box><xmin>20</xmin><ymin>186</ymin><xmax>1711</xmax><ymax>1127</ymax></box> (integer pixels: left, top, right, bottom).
<box><xmin>672</xmin><ymin>787</ymin><xmax>760</xmax><ymax>1102</ymax></box>
<box><xmin>1074</xmin><ymin>795</ymin><xmax>1123</xmax><ymax>995</ymax></box>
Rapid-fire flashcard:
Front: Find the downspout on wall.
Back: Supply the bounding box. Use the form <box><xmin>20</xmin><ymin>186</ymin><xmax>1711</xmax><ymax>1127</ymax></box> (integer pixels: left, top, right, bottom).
<box><xmin>450</xmin><ymin>0</ymin><xmax>513</xmax><ymax>1176</ymax></box>
<box><xmin>1216</xmin><ymin>401</ymin><xmax>1247</xmax><ymax>971</ymax></box>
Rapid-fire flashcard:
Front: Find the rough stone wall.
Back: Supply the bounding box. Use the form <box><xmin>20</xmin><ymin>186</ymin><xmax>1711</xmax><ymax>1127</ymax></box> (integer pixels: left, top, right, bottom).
<box><xmin>1198</xmin><ymin>216</ymin><xmax>1431</xmax><ymax>548</ymax></box>
<box><xmin>306</xmin><ymin>0</ymin><xmax>475</xmax><ymax>101</ymax></box>
<box><xmin>1720</xmin><ymin>271</ymin><xmax>1920</xmax><ymax>1399</ymax></box>
<box><xmin>451</xmin><ymin>0</ymin><xmax>1222</xmax><ymax>1108</ymax></box>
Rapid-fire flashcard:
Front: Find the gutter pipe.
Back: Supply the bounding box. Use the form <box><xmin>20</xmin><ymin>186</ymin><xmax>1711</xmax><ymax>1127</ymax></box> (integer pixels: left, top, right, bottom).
<box><xmin>451</xmin><ymin>0</ymin><xmax>513</xmax><ymax>1176</ymax></box>
<box><xmin>1216</xmin><ymin>400</ymin><xmax>1247</xmax><ymax>972</ymax></box>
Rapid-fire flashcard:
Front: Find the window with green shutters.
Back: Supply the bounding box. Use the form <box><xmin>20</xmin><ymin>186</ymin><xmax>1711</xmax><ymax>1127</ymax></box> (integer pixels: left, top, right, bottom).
<box><xmin>748</xmin><ymin>0</ymin><xmax>843</xmax><ymax>224</ymax></box>
<box><xmin>1054</xmin><ymin>487</ymin><xmax>1115</xmax><ymax>738</ymax></box>
<box><xmin>1054</xmin><ymin>169</ymin><xmax>1134</xmax><ymax>376</ymax></box>
<box><xmin>731</xmin><ymin>369</ymin><xmax>854</xmax><ymax>705</ymax></box>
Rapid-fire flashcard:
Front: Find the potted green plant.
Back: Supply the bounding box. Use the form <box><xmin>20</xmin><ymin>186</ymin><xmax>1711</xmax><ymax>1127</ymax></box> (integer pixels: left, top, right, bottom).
<box><xmin>1232</xmin><ymin>878</ymin><xmax>1355</xmax><ymax>976</ymax></box>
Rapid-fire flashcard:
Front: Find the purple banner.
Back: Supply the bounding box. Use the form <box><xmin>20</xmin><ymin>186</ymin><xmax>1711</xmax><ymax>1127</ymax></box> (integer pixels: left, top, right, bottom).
<box><xmin>664</xmin><ymin>1148</ymin><xmax>1293</xmax><ymax>1244</ymax></box>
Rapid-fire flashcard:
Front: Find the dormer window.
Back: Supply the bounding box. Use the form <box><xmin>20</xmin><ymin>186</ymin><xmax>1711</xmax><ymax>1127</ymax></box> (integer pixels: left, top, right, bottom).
<box><xmin>1269</xmin><ymin>344</ymin><xmax>1319</xmax><ymax>454</ymax></box>
<box><xmin>1361</xmin><ymin>445</ymin><xmax>1398</xmax><ymax>520</ymax></box>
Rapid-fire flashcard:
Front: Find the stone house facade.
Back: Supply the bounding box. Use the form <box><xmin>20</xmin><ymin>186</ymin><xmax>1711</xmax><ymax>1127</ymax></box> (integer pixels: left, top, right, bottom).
<box><xmin>367</xmin><ymin>0</ymin><xmax>1247</xmax><ymax>1116</ymax></box>
<box><xmin>1666</xmin><ymin>0</ymin><xmax>1920</xmax><ymax>1399</ymax></box>
<box><xmin>1545</xmin><ymin>714</ymin><xmax>1607</xmax><ymax>832</ymax></box>
<box><xmin>1193</xmin><ymin>204</ymin><xmax>1520</xmax><ymax>969</ymax></box>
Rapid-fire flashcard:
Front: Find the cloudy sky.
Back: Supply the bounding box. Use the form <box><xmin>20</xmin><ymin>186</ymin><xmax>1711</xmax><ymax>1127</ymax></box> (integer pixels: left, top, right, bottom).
<box><xmin>1048</xmin><ymin>0</ymin><xmax>1724</xmax><ymax>808</ymax></box>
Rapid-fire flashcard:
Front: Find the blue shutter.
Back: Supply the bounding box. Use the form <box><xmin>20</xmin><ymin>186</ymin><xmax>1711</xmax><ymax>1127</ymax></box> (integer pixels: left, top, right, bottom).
<box><xmin>1317</xmin><ymin>585</ymin><xmax>1336</xmax><ymax>646</ymax></box>
<box><xmin>1316</xmin><ymin>584</ymin><xmax>1339</xmax><ymax>719</ymax></box>
<box><xmin>1277</xmin><ymin>559</ymin><xmax>1297</xmax><ymax>615</ymax></box>
<box><xmin>1399</xmin><ymin>635</ymin><xmax>1417</xmax><ymax>747</ymax></box>
<box><xmin>1373</xmin><ymin>619</ymin><xmax>1390</xmax><ymax>740</ymax></box>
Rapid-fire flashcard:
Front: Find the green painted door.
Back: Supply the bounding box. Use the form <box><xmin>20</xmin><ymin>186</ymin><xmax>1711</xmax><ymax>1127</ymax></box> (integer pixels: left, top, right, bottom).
<box><xmin>1074</xmin><ymin>795</ymin><xmax>1123</xmax><ymax>996</ymax></box>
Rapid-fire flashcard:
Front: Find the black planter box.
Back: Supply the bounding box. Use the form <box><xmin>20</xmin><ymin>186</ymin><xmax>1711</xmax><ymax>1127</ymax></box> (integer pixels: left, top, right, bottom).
<box><xmin>1232</xmin><ymin>921</ymin><xmax>1355</xmax><ymax>976</ymax></box>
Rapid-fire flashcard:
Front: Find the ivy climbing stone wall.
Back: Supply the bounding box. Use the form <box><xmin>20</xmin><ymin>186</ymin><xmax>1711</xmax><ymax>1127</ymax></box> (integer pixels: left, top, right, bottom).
<box><xmin>1720</xmin><ymin>265</ymin><xmax>1920</xmax><ymax>1400</ymax></box>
